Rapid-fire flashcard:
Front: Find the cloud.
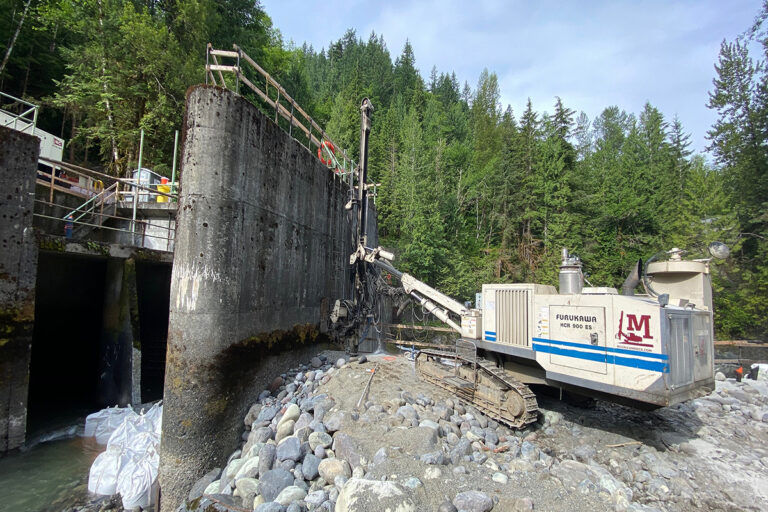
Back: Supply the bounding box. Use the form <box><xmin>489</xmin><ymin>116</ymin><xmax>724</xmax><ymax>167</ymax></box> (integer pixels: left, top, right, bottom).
<box><xmin>262</xmin><ymin>0</ymin><xmax>759</xmax><ymax>153</ymax></box>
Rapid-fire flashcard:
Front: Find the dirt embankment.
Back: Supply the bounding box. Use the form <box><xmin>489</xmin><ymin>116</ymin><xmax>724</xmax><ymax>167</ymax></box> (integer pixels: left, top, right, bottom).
<box><xmin>178</xmin><ymin>351</ymin><xmax>768</xmax><ymax>512</ymax></box>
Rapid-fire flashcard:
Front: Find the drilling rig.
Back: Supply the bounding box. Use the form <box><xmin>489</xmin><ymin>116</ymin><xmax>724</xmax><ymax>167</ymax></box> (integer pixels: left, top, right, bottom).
<box><xmin>331</xmin><ymin>99</ymin><xmax>722</xmax><ymax>429</ymax></box>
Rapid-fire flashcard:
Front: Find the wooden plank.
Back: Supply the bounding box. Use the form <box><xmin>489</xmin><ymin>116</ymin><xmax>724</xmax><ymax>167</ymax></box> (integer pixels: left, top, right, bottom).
<box><xmin>390</xmin><ymin>324</ymin><xmax>455</xmax><ymax>332</ymax></box>
<box><xmin>36</xmin><ymin>178</ymin><xmax>89</xmax><ymax>199</ymax></box>
<box><xmin>207</xmin><ymin>64</ymin><xmax>239</xmax><ymax>73</ymax></box>
<box><xmin>209</xmin><ymin>49</ymin><xmax>239</xmax><ymax>58</ymax></box>
<box><xmin>384</xmin><ymin>339</ymin><xmax>454</xmax><ymax>350</ymax></box>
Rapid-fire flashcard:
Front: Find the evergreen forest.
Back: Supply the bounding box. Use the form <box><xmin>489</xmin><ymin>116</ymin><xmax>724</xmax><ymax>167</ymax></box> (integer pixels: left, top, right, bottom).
<box><xmin>1</xmin><ymin>0</ymin><xmax>767</xmax><ymax>340</ymax></box>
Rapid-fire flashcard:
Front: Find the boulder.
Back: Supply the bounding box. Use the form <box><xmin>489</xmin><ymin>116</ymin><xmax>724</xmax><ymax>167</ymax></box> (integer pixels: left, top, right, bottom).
<box><xmin>274</xmin><ymin>485</ymin><xmax>307</xmax><ymax>506</ymax></box>
<box><xmin>318</xmin><ymin>458</ymin><xmax>352</xmax><ymax>482</ymax></box>
<box><xmin>302</xmin><ymin>454</ymin><xmax>321</xmax><ymax>480</ymax></box>
<box><xmin>279</xmin><ymin>404</ymin><xmax>301</xmax><ymax>427</ymax></box>
<box><xmin>276</xmin><ymin>420</ymin><xmax>295</xmax><ymax>442</ymax></box>
<box><xmin>336</xmin><ymin>478</ymin><xmax>415</xmax><ymax>512</ymax></box>
<box><xmin>258</xmin><ymin>469</ymin><xmax>294</xmax><ymax>502</ymax></box>
<box><xmin>254</xmin><ymin>503</ymin><xmax>285</xmax><ymax>512</ymax></box>
<box><xmin>234</xmin><ymin>456</ymin><xmax>261</xmax><ymax>480</ymax></box>
<box><xmin>304</xmin><ymin>490</ymin><xmax>328</xmax><ymax>507</ymax></box>
<box><xmin>276</xmin><ymin>437</ymin><xmax>302</xmax><ymax>462</ymax></box>
<box><xmin>333</xmin><ymin>432</ymin><xmax>363</xmax><ymax>468</ymax></box>
<box><xmin>396</xmin><ymin>405</ymin><xmax>419</xmax><ymax>422</ymax></box>
<box><xmin>235</xmin><ymin>477</ymin><xmax>260</xmax><ymax>504</ymax></box>
<box><xmin>258</xmin><ymin>443</ymin><xmax>276</xmax><ymax>476</ymax></box>
<box><xmin>259</xmin><ymin>406</ymin><xmax>280</xmax><ymax>422</ymax></box>
<box><xmin>309</xmin><ymin>431</ymin><xmax>333</xmax><ymax>451</ymax></box>
<box><xmin>420</xmin><ymin>451</ymin><xmax>445</xmax><ymax>465</ymax></box>
<box><xmin>452</xmin><ymin>491</ymin><xmax>494</xmax><ymax>512</ymax></box>
<box><xmin>323</xmin><ymin>411</ymin><xmax>347</xmax><ymax>432</ymax></box>
<box><xmin>294</xmin><ymin>412</ymin><xmax>313</xmax><ymax>433</ymax></box>
<box><xmin>244</xmin><ymin>404</ymin><xmax>262</xmax><ymax>426</ymax></box>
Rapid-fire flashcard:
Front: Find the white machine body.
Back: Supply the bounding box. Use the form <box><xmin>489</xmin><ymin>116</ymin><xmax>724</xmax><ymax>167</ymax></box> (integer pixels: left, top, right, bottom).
<box><xmin>474</xmin><ymin>283</ymin><xmax>713</xmax><ymax>406</ymax></box>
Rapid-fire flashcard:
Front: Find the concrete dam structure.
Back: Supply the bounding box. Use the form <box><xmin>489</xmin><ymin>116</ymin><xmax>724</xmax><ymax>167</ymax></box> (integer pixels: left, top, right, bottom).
<box><xmin>159</xmin><ymin>85</ymin><xmax>376</xmax><ymax>510</ymax></box>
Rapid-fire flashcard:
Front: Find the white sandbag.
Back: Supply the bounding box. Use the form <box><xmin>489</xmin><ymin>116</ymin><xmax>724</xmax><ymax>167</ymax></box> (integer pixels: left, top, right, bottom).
<box><xmin>126</xmin><ymin>430</ymin><xmax>160</xmax><ymax>459</ymax></box>
<box><xmin>94</xmin><ymin>407</ymin><xmax>138</xmax><ymax>444</ymax></box>
<box><xmin>88</xmin><ymin>444</ymin><xmax>131</xmax><ymax>495</ymax></box>
<box><xmin>142</xmin><ymin>401</ymin><xmax>163</xmax><ymax>434</ymax></box>
<box><xmin>117</xmin><ymin>448</ymin><xmax>159</xmax><ymax>509</ymax></box>
<box><xmin>106</xmin><ymin>417</ymin><xmax>140</xmax><ymax>450</ymax></box>
<box><xmin>84</xmin><ymin>406</ymin><xmax>129</xmax><ymax>438</ymax></box>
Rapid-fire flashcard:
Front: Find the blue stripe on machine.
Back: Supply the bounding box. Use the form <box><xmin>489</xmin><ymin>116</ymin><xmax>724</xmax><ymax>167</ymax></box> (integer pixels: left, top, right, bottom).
<box><xmin>532</xmin><ymin>337</ymin><xmax>668</xmax><ymax>360</ymax></box>
<box><xmin>485</xmin><ymin>336</ymin><xmax>497</xmax><ymax>342</ymax></box>
<box><xmin>484</xmin><ymin>330</ymin><xmax>497</xmax><ymax>336</ymax></box>
<box><xmin>532</xmin><ymin>343</ymin><xmax>669</xmax><ymax>373</ymax></box>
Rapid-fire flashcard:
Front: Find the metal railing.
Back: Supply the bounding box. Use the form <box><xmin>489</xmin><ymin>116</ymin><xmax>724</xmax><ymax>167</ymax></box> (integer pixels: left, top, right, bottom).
<box><xmin>34</xmin><ymin>157</ymin><xmax>178</xmax><ymax>251</ymax></box>
<box><xmin>205</xmin><ymin>44</ymin><xmax>357</xmax><ymax>182</ymax></box>
<box><xmin>0</xmin><ymin>91</ymin><xmax>38</xmax><ymax>134</ymax></box>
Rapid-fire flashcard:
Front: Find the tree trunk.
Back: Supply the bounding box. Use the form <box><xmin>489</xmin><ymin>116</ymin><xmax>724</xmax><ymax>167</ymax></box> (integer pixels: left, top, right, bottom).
<box><xmin>69</xmin><ymin>111</ymin><xmax>77</xmax><ymax>162</ymax></box>
<box><xmin>97</xmin><ymin>0</ymin><xmax>120</xmax><ymax>172</ymax></box>
<box><xmin>0</xmin><ymin>0</ymin><xmax>33</xmax><ymax>79</ymax></box>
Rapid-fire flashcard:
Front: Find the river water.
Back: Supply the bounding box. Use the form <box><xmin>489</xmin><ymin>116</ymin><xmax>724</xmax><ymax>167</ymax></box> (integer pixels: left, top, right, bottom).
<box><xmin>0</xmin><ymin>426</ymin><xmax>102</xmax><ymax>512</ymax></box>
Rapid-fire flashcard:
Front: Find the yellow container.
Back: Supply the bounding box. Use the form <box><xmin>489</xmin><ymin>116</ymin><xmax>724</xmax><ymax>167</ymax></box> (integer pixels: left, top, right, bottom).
<box><xmin>157</xmin><ymin>183</ymin><xmax>170</xmax><ymax>202</ymax></box>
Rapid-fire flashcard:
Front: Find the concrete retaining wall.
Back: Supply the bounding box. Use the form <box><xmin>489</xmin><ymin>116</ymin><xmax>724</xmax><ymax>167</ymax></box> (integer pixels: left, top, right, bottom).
<box><xmin>0</xmin><ymin>126</ymin><xmax>39</xmax><ymax>452</ymax></box>
<box><xmin>159</xmin><ymin>86</ymin><xmax>358</xmax><ymax>510</ymax></box>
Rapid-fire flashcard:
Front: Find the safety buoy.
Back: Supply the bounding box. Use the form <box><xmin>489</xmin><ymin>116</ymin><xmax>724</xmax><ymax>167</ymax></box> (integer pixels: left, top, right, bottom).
<box><xmin>317</xmin><ymin>140</ymin><xmax>335</xmax><ymax>166</ymax></box>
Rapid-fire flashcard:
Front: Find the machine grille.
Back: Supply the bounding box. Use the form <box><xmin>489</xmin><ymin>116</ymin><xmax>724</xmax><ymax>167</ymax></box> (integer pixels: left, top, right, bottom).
<box><xmin>667</xmin><ymin>313</ymin><xmax>693</xmax><ymax>388</ymax></box>
<box><xmin>495</xmin><ymin>288</ymin><xmax>529</xmax><ymax>346</ymax></box>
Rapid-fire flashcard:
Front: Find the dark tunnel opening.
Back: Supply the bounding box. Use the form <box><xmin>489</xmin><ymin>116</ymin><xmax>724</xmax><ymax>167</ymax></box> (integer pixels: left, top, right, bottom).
<box><xmin>136</xmin><ymin>261</ymin><xmax>171</xmax><ymax>403</ymax></box>
<box><xmin>27</xmin><ymin>253</ymin><xmax>107</xmax><ymax>436</ymax></box>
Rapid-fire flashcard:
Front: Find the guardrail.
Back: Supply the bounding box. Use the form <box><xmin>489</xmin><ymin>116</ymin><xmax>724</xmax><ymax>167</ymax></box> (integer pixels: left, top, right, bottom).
<box><xmin>0</xmin><ymin>91</ymin><xmax>38</xmax><ymax>134</ymax></box>
<box><xmin>205</xmin><ymin>43</ymin><xmax>357</xmax><ymax>183</ymax></box>
<box><xmin>33</xmin><ymin>157</ymin><xmax>178</xmax><ymax>251</ymax></box>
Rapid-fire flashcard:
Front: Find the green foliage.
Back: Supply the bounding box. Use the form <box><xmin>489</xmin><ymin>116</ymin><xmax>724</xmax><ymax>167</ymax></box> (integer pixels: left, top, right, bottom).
<box><xmin>3</xmin><ymin>1</ymin><xmax>766</xmax><ymax>339</ymax></box>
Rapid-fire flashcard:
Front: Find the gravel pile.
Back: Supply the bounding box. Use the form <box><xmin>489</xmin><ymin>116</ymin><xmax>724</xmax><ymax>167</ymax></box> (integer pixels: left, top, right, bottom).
<box><xmin>177</xmin><ymin>353</ymin><xmax>768</xmax><ymax>512</ymax></box>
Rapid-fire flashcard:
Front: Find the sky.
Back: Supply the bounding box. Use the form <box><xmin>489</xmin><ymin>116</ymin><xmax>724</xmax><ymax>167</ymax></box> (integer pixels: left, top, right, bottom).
<box><xmin>261</xmin><ymin>0</ymin><xmax>760</xmax><ymax>154</ymax></box>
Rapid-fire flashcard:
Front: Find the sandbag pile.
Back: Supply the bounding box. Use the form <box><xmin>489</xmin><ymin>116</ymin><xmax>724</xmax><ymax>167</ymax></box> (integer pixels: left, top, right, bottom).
<box><xmin>85</xmin><ymin>402</ymin><xmax>162</xmax><ymax>510</ymax></box>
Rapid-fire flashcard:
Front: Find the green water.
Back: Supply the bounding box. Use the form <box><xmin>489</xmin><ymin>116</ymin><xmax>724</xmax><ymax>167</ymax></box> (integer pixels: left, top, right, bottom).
<box><xmin>0</xmin><ymin>434</ymin><xmax>102</xmax><ymax>512</ymax></box>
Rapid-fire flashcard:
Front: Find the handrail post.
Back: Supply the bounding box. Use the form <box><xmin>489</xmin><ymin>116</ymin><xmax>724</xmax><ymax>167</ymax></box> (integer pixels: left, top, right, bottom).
<box><xmin>289</xmin><ymin>104</ymin><xmax>294</xmax><ymax>137</ymax></box>
<box><xmin>235</xmin><ymin>48</ymin><xmax>240</xmax><ymax>94</ymax></box>
<box><xmin>205</xmin><ymin>43</ymin><xmax>210</xmax><ymax>85</ymax></box>
<box><xmin>48</xmin><ymin>168</ymin><xmax>55</xmax><ymax>203</ymax></box>
<box><xmin>171</xmin><ymin>129</ymin><xmax>179</xmax><ymax>195</ymax></box>
<box><xmin>132</xmin><ymin>129</ymin><xmax>143</xmax><ymax>244</ymax></box>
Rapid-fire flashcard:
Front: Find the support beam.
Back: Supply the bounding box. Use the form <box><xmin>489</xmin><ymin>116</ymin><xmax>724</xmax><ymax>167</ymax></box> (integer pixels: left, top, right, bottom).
<box><xmin>98</xmin><ymin>257</ymin><xmax>140</xmax><ymax>407</ymax></box>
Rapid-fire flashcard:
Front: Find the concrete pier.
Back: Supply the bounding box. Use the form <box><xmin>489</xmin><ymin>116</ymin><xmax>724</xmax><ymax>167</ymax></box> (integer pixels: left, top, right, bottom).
<box><xmin>0</xmin><ymin>126</ymin><xmax>39</xmax><ymax>452</ymax></box>
<box><xmin>159</xmin><ymin>86</ymin><xmax>355</xmax><ymax>510</ymax></box>
<box><xmin>97</xmin><ymin>257</ymin><xmax>140</xmax><ymax>407</ymax></box>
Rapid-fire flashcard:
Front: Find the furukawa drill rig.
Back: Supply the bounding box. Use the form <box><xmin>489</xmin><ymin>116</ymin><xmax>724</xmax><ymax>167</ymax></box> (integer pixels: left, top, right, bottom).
<box><xmin>332</xmin><ymin>98</ymin><xmax>724</xmax><ymax>429</ymax></box>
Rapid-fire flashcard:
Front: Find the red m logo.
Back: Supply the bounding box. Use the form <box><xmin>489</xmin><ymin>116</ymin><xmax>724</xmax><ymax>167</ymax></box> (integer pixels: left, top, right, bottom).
<box><xmin>618</xmin><ymin>312</ymin><xmax>653</xmax><ymax>346</ymax></box>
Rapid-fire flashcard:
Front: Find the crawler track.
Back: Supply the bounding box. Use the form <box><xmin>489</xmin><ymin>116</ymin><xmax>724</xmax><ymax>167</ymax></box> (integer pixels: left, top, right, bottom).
<box><xmin>416</xmin><ymin>348</ymin><xmax>538</xmax><ymax>429</ymax></box>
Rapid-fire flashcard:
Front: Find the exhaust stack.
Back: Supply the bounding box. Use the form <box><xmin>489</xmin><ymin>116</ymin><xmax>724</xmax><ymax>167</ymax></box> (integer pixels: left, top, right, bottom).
<box><xmin>622</xmin><ymin>259</ymin><xmax>642</xmax><ymax>296</ymax></box>
<box><xmin>559</xmin><ymin>248</ymin><xmax>584</xmax><ymax>294</ymax></box>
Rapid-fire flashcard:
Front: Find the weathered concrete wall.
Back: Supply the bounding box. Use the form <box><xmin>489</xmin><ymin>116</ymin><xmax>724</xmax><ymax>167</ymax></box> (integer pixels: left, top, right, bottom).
<box><xmin>0</xmin><ymin>126</ymin><xmax>39</xmax><ymax>452</ymax></box>
<box><xmin>159</xmin><ymin>86</ymin><xmax>355</xmax><ymax>510</ymax></box>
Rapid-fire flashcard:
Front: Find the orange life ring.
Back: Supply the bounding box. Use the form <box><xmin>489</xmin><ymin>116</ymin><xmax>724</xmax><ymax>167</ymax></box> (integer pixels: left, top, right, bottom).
<box><xmin>317</xmin><ymin>140</ymin><xmax>335</xmax><ymax>166</ymax></box>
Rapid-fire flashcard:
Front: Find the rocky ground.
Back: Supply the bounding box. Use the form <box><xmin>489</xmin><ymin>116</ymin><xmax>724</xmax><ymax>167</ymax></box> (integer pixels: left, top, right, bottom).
<box><xmin>172</xmin><ymin>350</ymin><xmax>768</xmax><ymax>512</ymax></box>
